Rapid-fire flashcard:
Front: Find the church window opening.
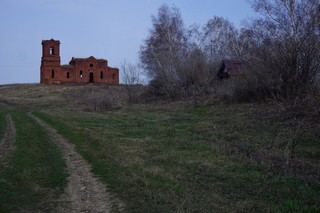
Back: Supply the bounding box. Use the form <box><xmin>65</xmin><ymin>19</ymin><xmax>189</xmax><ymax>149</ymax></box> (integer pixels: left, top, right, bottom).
<box><xmin>80</xmin><ymin>70</ymin><xmax>83</xmax><ymax>78</ymax></box>
<box><xmin>51</xmin><ymin>70</ymin><xmax>54</xmax><ymax>78</ymax></box>
<box><xmin>90</xmin><ymin>64</ymin><xmax>93</xmax><ymax>67</ymax></box>
<box><xmin>100</xmin><ymin>71</ymin><xmax>103</xmax><ymax>79</ymax></box>
<box><xmin>89</xmin><ymin>72</ymin><xmax>94</xmax><ymax>83</ymax></box>
<box><xmin>67</xmin><ymin>72</ymin><xmax>70</xmax><ymax>79</ymax></box>
<box><xmin>112</xmin><ymin>73</ymin><xmax>115</xmax><ymax>79</ymax></box>
<box><xmin>50</xmin><ymin>47</ymin><xmax>54</xmax><ymax>55</ymax></box>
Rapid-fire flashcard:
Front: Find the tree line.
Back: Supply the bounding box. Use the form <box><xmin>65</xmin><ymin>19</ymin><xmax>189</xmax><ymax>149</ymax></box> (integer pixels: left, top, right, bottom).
<box><xmin>124</xmin><ymin>0</ymin><xmax>320</xmax><ymax>106</ymax></box>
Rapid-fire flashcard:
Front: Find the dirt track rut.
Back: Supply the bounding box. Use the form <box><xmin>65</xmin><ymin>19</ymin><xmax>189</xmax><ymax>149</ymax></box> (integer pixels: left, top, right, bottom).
<box><xmin>0</xmin><ymin>114</ymin><xmax>16</xmax><ymax>165</ymax></box>
<box><xmin>29</xmin><ymin>113</ymin><xmax>123</xmax><ymax>213</ymax></box>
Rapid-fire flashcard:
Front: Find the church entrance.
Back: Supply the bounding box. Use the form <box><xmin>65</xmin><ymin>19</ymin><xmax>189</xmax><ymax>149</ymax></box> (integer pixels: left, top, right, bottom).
<box><xmin>89</xmin><ymin>72</ymin><xmax>94</xmax><ymax>83</ymax></box>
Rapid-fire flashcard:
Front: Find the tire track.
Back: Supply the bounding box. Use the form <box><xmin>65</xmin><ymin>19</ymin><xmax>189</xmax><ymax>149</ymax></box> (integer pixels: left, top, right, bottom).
<box><xmin>29</xmin><ymin>112</ymin><xmax>124</xmax><ymax>213</ymax></box>
<box><xmin>0</xmin><ymin>114</ymin><xmax>16</xmax><ymax>165</ymax></box>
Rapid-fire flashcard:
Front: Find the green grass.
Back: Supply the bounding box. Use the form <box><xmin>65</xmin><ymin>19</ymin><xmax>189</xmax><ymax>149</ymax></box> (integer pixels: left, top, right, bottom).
<box><xmin>36</xmin><ymin>104</ymin><xmax>320</xmax><ymax>212</ymax></box>
<box><xmin>0</xmin><ymin>111</ymin><xmax>6</xmax><ymax>140</ymax></box>
<box><xmin>0</xmin><ymin>111</ymin><xmax>68</xmax><ymax>212</ymax></box>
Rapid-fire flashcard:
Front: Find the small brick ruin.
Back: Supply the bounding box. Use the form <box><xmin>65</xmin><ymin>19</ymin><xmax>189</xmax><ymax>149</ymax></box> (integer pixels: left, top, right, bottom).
<box><xmin>40</xmin><ymin>39</ymin><xmax>119</xmax><ymax>85</ymax></box>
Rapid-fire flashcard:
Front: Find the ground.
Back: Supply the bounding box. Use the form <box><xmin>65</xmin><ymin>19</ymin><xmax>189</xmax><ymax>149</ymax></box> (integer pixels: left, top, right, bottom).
<box><xmin>0</xmin><ymin>84</ymin><xmax>319</xmax><ymax>212</ymax></box>
<box><xmin>30</xmin><ymin>112</ymin><xmax>123</xmax><ymax>212</ymax></box>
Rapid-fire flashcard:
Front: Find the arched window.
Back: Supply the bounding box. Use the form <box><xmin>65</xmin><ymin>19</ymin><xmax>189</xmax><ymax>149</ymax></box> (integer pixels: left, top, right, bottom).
<box><xmin>67</xmin><ymin>72</ymin><xmax>70</xmax><ymax>79</ymax></box>
<box><xmin>51</xmin><ymin>70</ymin><xmax>54</xmax><ymax>78</ymax></box>
<box><xmin>100</xmin><ymin>71</ymin><xmax>103</xmax><ymax>79</ymax></box>
<box><xmin>112</xmin><ymin>73</ymin><xmax>115</xmax><ymax>80</ymax></box>
<box><xmin>80</xmin><ymin>70</ymin><xmax>83</xmax><ymax>78</ymax></box>
<box><xmin>50</xmin><ymin>47</ymin><xmax>54</xmax><ymax>55</ymax></box>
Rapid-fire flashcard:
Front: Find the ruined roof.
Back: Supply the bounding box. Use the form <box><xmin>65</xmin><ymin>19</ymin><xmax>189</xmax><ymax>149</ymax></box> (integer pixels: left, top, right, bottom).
<box><xmin>61</xmin><ymin>64</ymin><xmax>75</xmax><ymax>68</ymax></box>
<box><xmin>222</xmin><ymin>59</ymin><xmax>246</xmax><ymax>73</ymax></box>
<box><xmin>70</xmin><ymin>56</ymin><xmax>107</xmax><ymax>62</ymax></box>
<box><xmin>68</xmin><ymin>56</ymin><xmax>108</xmax><ymax>66</ymax></box>
<box><xmin>217</xmin><ymin>59</ymin><xmax>247</xmax><ymax>79</ymax></box>
<box><xmin>42</xmin><ymin>38</ymin><xmax>60</xmax><ymax>44</ymax></box>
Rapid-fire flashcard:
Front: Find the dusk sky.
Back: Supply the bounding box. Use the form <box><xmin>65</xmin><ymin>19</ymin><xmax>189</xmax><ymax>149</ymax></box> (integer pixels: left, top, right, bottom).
<box><xmin>0</xmin><ymin>0</ymin><xmax>255</xmax><ymax>84</ymax></box>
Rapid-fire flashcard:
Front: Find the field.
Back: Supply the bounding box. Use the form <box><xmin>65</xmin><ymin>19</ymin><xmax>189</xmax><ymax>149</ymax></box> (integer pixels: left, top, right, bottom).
<box><xmin>0</xmin><ymin>84</ymin><xmax>319</xmax><ymax>212</ymax></box>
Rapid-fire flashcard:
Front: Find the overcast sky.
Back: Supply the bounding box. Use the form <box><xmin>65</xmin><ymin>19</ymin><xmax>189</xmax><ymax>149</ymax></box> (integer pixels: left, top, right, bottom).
<box><xmin>0</xmin><ymin>0</ymin><xmax>255</xmax><ymax>84</ymax></box>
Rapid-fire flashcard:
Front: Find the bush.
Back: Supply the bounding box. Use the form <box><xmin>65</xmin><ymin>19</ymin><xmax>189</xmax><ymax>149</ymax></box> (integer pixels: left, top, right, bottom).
<box><xmin>66</xmin><ymin>86</ymin><xmax>124</xmax><ymax>111</ymax></box>
<box><xmin>85</xmin><ymin>90</ymin><xmax>121</xmax><ymax>111</ymax></box>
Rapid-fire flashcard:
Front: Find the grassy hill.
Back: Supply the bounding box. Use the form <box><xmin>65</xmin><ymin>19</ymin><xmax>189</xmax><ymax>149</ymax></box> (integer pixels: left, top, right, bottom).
<box><xmin>0</xmin><ymin>84</ymin><xmax>319</xmax><ymax>212</ymax></box>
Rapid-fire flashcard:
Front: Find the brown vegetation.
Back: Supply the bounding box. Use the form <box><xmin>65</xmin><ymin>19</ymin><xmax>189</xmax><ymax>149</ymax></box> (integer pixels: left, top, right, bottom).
<box><xmin>138</xmin><ymin>1</ymin><xmax>320</xmax><ymax>112</ymax></box>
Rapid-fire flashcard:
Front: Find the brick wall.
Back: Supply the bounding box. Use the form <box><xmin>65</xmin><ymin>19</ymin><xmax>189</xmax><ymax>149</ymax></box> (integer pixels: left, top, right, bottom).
<box><xmin>40</xmin><ymin>39</ymin><xmax>119</xmax><ymax>85</ymax></box>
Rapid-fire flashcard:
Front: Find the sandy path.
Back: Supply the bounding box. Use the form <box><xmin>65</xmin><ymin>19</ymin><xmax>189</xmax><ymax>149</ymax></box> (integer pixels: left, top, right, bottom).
<box><xmin>29</xmin><ymin>113</ymin><xmax>123</xmax><ymax>213</ymax></box>
<box><xmin>0</xmin><ymin>114</ymin><xmax>16</xmax><ymax>165</ymax></box>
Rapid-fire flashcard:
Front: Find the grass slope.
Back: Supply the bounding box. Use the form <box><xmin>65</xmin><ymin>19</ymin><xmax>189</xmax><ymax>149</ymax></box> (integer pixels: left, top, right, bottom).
<box><xmin>36</xmin><ymin>104</ymin><xmax>320</xmax><ymax>212</ymax></box>
<box><xmin>1</xmin><ymin>84</ymin><xmax>319</xmax><ymax>212</ymax></box>
<box><xmin>0</xmin><ymin>111</ymin><xmax>68</xmax><ymax>212</ymax></box>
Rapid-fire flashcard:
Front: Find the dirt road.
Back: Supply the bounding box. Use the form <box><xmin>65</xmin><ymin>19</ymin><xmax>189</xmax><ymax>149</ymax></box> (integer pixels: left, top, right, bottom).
<box><xmin>0</xmin><ymin>114</ymin><xmax>16</xmax><ymax>165</ymax></box>
<box><xmin>29</xmin><ymin>113</ymin><xmax>124</xmax><ymax>213</ymax></box>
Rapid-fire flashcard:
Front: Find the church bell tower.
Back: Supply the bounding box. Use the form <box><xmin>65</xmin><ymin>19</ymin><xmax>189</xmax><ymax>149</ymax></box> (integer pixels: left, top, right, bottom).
<box><xmin>40</xmin><ymin>39</ymin><xmax>61</xmax><ymax>84</ymax></box>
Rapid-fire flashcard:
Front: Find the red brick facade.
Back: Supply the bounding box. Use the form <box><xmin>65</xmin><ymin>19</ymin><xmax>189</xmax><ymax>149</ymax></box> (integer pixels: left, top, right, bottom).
<box><xmin>40</xmin><ymin>39</ymin><xmax>119</xmax><ymax>85</ymax></box>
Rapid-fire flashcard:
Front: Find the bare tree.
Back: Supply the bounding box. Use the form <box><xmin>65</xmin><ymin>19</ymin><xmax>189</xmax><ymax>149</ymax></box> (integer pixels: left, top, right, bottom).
<box><xmin>121</xmin><ymin>60</ymin><xmax>143</xmax><ymax>85</ymax></box>
<box><xmin>229</xmin><ymin>28</ymin><xmax>252</xmax><ymax>60</ymax></box>
<box><xmin>140</xmin><ymin>4</ymin><xmax>186</xmax><ymax>80</ymax></box>
<box><xmin>201</xmin><ymin>17</ymin><xmax>236</xmax><ymax>62</ymax></box>
<box><xmin>139</xmin><ymin>4</ymin><xmax>189</xmax><ymax>99</ymax></box>
<box><xmin>120</xmin><ymin>60</ymin><xmax>144</xmax><ymax>103</ymax></box>
<box><xmin>247</xmin><ymin>0</ymin><xmax>320</xmax><ymax>100</ymax></box>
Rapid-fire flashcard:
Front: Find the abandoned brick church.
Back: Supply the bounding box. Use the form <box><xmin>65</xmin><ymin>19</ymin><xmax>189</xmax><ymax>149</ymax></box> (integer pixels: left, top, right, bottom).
<box><xmin>40</xmin><ymin>39</ymin><xmax>119</xmax><ymax>84</ymax></box>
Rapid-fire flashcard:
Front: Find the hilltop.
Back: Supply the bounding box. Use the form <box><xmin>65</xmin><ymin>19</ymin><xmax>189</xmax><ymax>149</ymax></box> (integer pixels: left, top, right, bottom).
<box><xmin>0</xmin><ymin>84</ymin><xmax>319</xmax><ymax>212</ymax></box>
